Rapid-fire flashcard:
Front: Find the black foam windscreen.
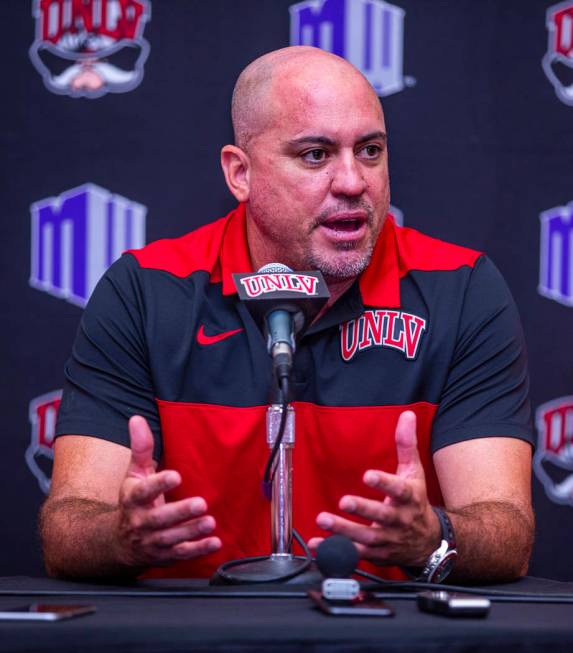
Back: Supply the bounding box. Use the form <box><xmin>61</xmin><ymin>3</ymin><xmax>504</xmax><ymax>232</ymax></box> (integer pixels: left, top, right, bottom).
<box><xmin>316</xmin><ymin>535</ymin><xmax>359</xmax><ymax>578</ymax></box>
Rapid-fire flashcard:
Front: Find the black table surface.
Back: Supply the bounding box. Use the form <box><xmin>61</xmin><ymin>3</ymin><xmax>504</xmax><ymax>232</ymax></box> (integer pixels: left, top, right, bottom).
<box><xmin>1</xmin><ymin>576</ymin><xmax>573</xmax><ymax>652</ymax></box>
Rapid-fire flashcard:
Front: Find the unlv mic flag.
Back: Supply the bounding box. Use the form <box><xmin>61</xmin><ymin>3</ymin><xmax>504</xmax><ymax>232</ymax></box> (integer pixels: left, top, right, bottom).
<box><xmin>29</xmin><ymin>0</ymin><xmax>151</xmax><ymax>98</ymax></box>
<box><xmin>290</xmin><ymin>0</ymin><xmax>407</xmax><ymax>98</ymax></box>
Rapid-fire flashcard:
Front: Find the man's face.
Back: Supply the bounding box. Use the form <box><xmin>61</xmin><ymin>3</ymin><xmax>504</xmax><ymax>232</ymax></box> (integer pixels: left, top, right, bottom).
<box><xmin>244</xmin><ymin>67</ymin><xmax>390</xmax><ymax>280</ymax></box>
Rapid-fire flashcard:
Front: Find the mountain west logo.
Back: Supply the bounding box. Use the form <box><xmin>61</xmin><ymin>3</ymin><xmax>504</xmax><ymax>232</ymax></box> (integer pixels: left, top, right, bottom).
<box><xmin>290</xmin><ymin>0</ymin><xmax>409</xmax><ymax>97</ymax></box>
<box><xmin>340</xmin><ymin>309</ymin><xmax>426</xmax><ymax>361</ymax></box>
<box><xmin>240</xmin><ymin>273</ymin><xmax>319</xmax><ymax>298</ymax></box>
<box><xmin>26</xmin><ymin>390</ymin><xmax>62</xmax><ymax>493</ymax></box>
<box><xmin>534</xmin><ymin>397</ymin><xmax>573</xmax><ymax>506</ymax></box>
<box><xmin>29</xmin><ymin>0</ymin><xmax>151</xmax><ymax>98</ymax></box>
<box><xmin>539</xmin><ymin>202</ymin><xmax>573</xmax><ymax>307</ymax></box>
<box><xmin>30</xmin><ymin>183</ymin><xmax>146</xmax><ymax>307</ymax></box>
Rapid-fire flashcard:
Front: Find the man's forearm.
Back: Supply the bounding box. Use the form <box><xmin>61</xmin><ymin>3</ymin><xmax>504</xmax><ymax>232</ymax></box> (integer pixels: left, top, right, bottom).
<box><xmin>447</xmin><ymin>500</ymin><xmax>534</xmax><ymax>583</ymax></box>
<box><xmin>40</xmin><ymin>497</ymin><xmax>143</xmax><ymax>580</ymax></box>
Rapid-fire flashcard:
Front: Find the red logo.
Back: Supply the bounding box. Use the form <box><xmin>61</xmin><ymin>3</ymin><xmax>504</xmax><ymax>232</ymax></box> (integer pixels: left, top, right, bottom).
<box><xmin>534</xmin><ymin>396</ymin><xmax>573</xmax><ymax>506</ymax></box>
<box><xmin>196</xmin><ymin>325</ymin><xmax>243</xmax><ymax>346</ymax></box>
<box><xmin>26</xmin><ymin>390</ymin><xmax>62</xmax><ymax>493</ymax></box>
<box><xmin>340</xmin><ymin>309</ymin><xmax>427</xmax><ymax>361</ymax></box>
<box><xmin>239</xmin><ymin>273</ymin><xmax>319</xmax><ymax>298</ymax></box>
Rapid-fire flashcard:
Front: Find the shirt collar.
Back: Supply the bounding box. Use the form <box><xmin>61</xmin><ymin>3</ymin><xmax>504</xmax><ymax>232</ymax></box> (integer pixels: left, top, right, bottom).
<box><xmin>358</xmin><ymin>215</ymin><xmax>401</xmax><ymax>308</ymax></box>
<box><xmin>219</xmin><ymin>205</ymin><xmax>401</xmax><ymax>308</ymax></box>
<box><xmin>220</xmin><ymin>203</ymin><xmax>253</xmax><ymax>295</ymax></box>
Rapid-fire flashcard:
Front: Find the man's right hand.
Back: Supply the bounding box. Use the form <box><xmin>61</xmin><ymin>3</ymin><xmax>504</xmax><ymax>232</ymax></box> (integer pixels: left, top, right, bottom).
<box><xmin>117</xmin><ymin>415</ymin><xmax>222</xmax><ymax>568</ymax></box>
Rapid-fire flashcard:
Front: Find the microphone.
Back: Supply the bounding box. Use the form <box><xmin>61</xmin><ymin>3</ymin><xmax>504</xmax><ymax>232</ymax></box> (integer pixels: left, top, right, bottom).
<box><xmin>233</xmin><ymin>264</ymin><xmax>330</xmax><ymax>387</ymax></box>
<box><xmin>316</xmin><ymin>535</ymin><xmax>361</xmax><ymax>601</ymax></box>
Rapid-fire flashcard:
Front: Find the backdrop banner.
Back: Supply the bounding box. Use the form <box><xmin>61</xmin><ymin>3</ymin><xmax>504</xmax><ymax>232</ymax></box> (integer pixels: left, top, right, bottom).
<box><xmin>0</xmin><ymin>0</ymin><xmax>571</xmax><ymax>580</ymax></box>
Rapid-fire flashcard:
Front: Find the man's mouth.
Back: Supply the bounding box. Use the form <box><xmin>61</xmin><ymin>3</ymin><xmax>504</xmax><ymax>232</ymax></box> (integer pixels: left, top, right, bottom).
<box><xmin>317</xmin><ymin>213</ymin><xmax>369</xmax><ymax>239</ymax></box>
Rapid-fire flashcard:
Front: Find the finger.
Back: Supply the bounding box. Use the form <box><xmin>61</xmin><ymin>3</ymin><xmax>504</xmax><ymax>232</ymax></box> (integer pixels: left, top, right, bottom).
<box><xmin>339</xmin><ymin>495</ymin><xmax>401</xmax><ymax>527</ymax></box>
<box><xmin>123</xmin><ymin>470</ymin><xmax>181</xmax><ymax>508</ymax></box>
<box><xmin>145</xmin><ymin>516</ymin><xmax>216</xmax><ymax>549</ymax></box>
<box><xmin>363</xmin><ymin>470</ymin><xmax>413</xmax><ymax>504</ymax></box>
<box><xmin>307</xmin><ymin>537</ymin><xmax>324</xmax><ymax>550</ymax></box>
<box><xmin>394</xmin><ymin>411</ymin><xmax>423</xmax><ymax>480</ymax></box>
<box><xmin>139</xmin><ymin>497</ymin><xmax>208</xmax><ymax>530</ymax></box>
<box><xmin>316</xmin><ymin>512</ymin><xmax>384</xmax><ymax>548</ymax></box>
<box><xmin>170</xmin><ymin>537</ymin><xmax>222</xmax><ymax>560</ymax></box>
<box><xmin>128</xmin><ymin>416</ymin><xmax>157</xmax><ymax>476</ymax></box>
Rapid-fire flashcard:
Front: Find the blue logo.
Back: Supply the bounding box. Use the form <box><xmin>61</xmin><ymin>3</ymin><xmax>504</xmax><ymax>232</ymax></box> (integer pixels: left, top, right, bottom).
<box><xmin>539</xmin><ymin>202</ymin><xmax>573</xmax><ymax>307</ymax></box>
<box><xmin>30</xmin><ymin>183</ymin><xmax>147</xmax><ymax>306</ymax></box>
<box><xmin>289</xmin><ymin>0</ymin><xmax>407</xmax><ymax>97</ymax></box>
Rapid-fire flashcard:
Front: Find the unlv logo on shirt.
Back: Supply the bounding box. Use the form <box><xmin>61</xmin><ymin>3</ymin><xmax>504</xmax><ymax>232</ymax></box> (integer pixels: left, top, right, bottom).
<box><xmin>340</xmin><ymin>309</ymin><xmax>426</xmax><ymax>361</ymax></box>
<box><xmin>29</xmin><ymin>0</ymin><xmax>151</xmax><ymax>98</ymax></box>
<box><xmin>26</xmin><ymin>390</ymin><xmax>62</xmax><ymax>493</ymax></box>
<box><xmin>534</xmin><ymin>397</ymin><xmax>573</xmax><ymax>506</ymax></box>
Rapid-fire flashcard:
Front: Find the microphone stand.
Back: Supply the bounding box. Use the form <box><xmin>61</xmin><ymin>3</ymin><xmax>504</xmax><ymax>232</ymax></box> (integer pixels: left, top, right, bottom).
<box><xmin>211</xmin><ymin>380</ymin><xmax>314</xmax><ymax>584</ymax></box>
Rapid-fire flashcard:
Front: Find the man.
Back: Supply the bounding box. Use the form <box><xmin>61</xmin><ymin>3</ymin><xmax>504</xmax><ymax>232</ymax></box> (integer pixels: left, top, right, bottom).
<box><xmin>41</xmin><ymin>46</ymin><xmax>534</xmax><ymax>582</ymax></box>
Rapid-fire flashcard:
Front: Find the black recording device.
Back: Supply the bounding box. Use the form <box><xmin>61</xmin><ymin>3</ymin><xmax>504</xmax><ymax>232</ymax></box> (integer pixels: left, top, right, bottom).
<box><xmin>417</xmin><ymin>591</ymin><xmax>491</xmax><ymax>617</ymax></box>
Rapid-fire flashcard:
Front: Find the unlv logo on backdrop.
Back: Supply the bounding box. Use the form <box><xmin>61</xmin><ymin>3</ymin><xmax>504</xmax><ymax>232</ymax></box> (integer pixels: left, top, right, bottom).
<box><xmin>29</xmin><ymin>0</ymin><xmax>151</xmax><ymax>98</ymax></box>
<box><xmin>534</xmin><ymin>397</ymin><xmax>573</xmax><ymax>506</ymax></box>
<box><xmin>26</xmin><ymin>391</ymin><xmax>62</xmax><ymax>493</ymax></box>
<box><xmin>290</xmin><ymin>0</ymin><xmax>411</xmax><ymax>98</ymax></box>
<box><xmin>30</xmin><ymin>183</ymin><xmax>147</xmax><ymax>307</ymax></box>
<box><xmin>340</xmin><ymin>309</ymin><xmax>426</xmax><ymax>361</ymax></box>
<box><xmin>542</xmin><ymin>1</ymin><xmax>573</xmax><ymax>106</ymax></box>
<box><xmin>538</xmin><ymin>202</ymin><xmax>573</xmax><ymax>307</ymax></box>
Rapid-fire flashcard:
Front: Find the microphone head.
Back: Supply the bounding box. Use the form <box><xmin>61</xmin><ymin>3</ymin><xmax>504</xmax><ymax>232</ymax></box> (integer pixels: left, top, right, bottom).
<box><xmin>257</xmin><ymin>262</ymin><xmax>293</xmax><ymax>274</ymax></box>
<box><xmin>316</xmin><ymin>535</ymin><xmax>359</xmax><ymax>579</ymax></box>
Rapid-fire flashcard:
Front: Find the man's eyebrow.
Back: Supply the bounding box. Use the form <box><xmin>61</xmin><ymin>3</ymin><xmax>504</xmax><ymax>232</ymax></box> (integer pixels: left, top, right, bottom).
<box><xmin>286</xmin><ymin>131</ymin><xmax>387</xmax><ymax>147</ymax></box>
<box><xmin>357</xmin><ymin>130</ymin><xmax>387</xmax><ymax>144</ymax></box>
<box><xmin>286</xmin><ymin>136</ymin><xmax>336</xmax><ymax>147</ymax></box>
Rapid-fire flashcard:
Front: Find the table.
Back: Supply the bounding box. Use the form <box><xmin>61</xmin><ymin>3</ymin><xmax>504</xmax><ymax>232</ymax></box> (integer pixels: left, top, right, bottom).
<box><xmin>1</xmin><ymin>576</ymin><xmax>573</xmax><ymax>652</ymax></box>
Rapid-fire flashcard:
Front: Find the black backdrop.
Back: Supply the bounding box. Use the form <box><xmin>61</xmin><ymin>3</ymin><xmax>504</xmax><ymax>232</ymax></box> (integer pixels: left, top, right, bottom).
<box><xmin>1</xmin><ymin>0</ymin><xmax>572</xmax><ymax>580</ymax></box>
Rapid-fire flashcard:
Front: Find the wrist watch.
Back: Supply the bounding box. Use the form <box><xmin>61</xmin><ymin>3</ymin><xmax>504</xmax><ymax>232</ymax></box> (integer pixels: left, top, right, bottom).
<box><xmin>404</xmin><ymin>507</ymin><xmax>457</xmax><ymax>583</ymax></box>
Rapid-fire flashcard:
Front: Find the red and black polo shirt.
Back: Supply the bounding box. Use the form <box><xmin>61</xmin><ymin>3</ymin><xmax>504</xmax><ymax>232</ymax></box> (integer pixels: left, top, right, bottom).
<box><xmin>56</xmin><ymin>203</ymin><xmax>533</xmax><ymax>579</ymax></box>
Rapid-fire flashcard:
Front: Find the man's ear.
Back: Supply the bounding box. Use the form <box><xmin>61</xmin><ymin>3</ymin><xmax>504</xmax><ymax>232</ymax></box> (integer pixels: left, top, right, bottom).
<box><xmin>221</xmin><ymin>145</ymin><xmax>250</xmax><ymax>202</ymax></box>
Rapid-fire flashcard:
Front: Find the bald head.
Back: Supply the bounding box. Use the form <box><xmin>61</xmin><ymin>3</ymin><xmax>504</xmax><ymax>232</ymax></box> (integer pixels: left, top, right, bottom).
<box><xmin>231</xmin><ymin>46</ymin><xmax>380</xmax><ymax>151</ymax></box>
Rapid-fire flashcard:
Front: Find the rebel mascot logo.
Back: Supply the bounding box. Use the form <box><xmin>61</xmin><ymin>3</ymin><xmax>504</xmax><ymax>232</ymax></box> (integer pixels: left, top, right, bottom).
<box><xmin>29</xmin><ymin>0</ymin><xmax>151</xmax><ymax>98</ymax></box>
<box><xmin>26</xmin><ymin>391</ymin><xmax>62</xmax><ymax>493</ymax></box>
<box><xmin>534</xmin><ymin>397</ymin><xmax>573</xmax><ymax>506</ymax></box>
<box><xmin>543</xmin><ymin>2</ymin><xmax>573</xmax><ymax>106</ymax></box>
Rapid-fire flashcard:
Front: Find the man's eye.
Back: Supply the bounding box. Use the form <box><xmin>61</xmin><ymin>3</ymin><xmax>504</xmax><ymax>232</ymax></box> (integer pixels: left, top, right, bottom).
<box><xmin>302</xmin><ymin>149</ymin><xmax>327</xmax><ymax>163</ymax></box>
<box><xmin>359</xmin><ymin>144</ymin><xmax>382</xmax><ymax>159</ymax></box>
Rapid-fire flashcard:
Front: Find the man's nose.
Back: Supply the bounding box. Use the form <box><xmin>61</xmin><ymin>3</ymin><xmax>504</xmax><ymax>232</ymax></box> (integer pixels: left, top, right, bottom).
<box><xmin>329</xmin><ymin>153</ymin><xmax>366</xmax><ymax>197</ymax></box>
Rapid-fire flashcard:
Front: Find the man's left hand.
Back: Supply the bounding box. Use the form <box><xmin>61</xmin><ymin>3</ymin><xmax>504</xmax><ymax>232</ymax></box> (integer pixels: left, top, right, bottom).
<box><xmin>308</xmin><ymin>411</ymin><xmax>442</xmax><ymax>567</ymax></box>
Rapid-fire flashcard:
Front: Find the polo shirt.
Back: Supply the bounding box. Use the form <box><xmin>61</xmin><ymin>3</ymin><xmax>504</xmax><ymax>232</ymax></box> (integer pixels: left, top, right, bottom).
<box><xmin>55</xmin><ymin>203</ymin><xmax>533</xmax><ymax>579</ymax></box>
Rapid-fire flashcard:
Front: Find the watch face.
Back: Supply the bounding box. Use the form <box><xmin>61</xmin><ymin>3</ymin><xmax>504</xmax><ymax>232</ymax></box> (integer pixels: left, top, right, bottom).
<box><xmin>428</xmin><ymin>551</ymin><xmax>457</xmax><ymax>584</ymax></box>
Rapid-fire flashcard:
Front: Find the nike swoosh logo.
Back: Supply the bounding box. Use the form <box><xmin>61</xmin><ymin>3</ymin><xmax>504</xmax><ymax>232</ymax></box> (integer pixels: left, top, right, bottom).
<box><xmin>196</xmin><ymin>324</ymin><xmax>244</xmax><ymax>346</ymax></box>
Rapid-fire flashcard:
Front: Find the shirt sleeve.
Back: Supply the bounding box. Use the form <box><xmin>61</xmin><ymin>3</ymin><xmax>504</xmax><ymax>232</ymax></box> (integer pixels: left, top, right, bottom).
<box><xmin>431</xmin><ymin>255</ymin><xmax>534</xmax><ymax>452</ymax></box>
<box><xmin>55</xmin><ymin>253</ymin><xmax>163</xmax><ymax>461</ymax></box>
